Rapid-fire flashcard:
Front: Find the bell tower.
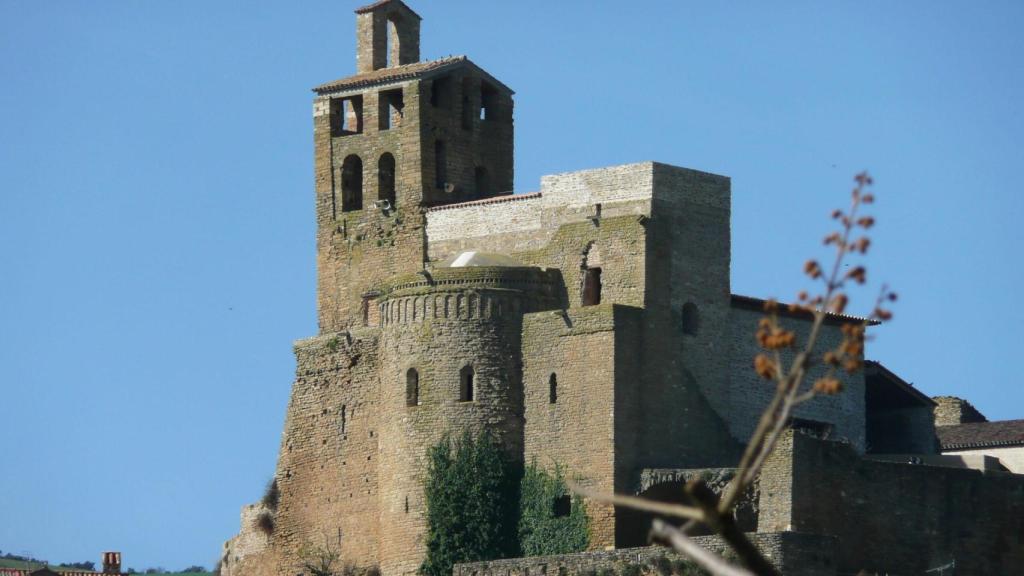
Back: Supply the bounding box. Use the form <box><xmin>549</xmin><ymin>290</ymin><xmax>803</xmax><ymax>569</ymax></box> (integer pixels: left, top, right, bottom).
<box><xmin>355</xmin><ymin>0</ymin><xmax>421</xmax><ymax>72</ymax></box>
<box><xmin>311</xmin><ymin>0</ymin><xmax>516</xmax><ymax>333</ymax></box>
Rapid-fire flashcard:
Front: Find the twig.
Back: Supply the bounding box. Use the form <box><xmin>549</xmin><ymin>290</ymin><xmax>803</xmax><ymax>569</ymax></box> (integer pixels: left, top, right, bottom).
<box><xmin>651</xmin><ymin>520</ymin><xmax>754</xmax><ymax>576</ymax></box>
<box><xmin>567</xmin><ymin>480</ymin><xmax>705</xmax><ymax>522</ymax></box>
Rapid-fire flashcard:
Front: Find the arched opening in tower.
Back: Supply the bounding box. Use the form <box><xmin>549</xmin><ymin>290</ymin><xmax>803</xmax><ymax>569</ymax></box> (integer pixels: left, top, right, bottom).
<box><xmin>341</xmin><ymin>154</ymin><xmax>364</xmax><ymax>211</ymax></box>
<box><xmin>406</xmin><ymin>368</ymin><xmax>419</xmax><ymax>407</ymax></box>
<box><xmin>459</xmin><ymin>365</ymin><xmax>475</xmax><ymax>402</ymax></box>
<box><xmin>379</xmin><ymin>152</ymin><xmax>396</xmax><ymax>209</ymax></box>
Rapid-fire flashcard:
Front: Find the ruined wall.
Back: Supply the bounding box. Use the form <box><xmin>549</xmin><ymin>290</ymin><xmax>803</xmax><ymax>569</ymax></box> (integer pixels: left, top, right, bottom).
<box><xmin>933</xmin><ymin>395</ymin><xmax>988</xmax><ymax>426</ymax></box>
<box><xmin>223</xmin><ymin>330</ymin><xmax>383</xmax><ymax>576</ymax></box>
<box><xmin>728</xmin><ymin>306</ymin><xmax>866</xmax><ymax>451</ymax></box>
<box><xmin>220</xmin><ymin>503</ymin><xmax>272</xmax><ymax>576</ymax></box>
<box><xmin>453</xmin><ymin>535</ymin><xmax>839</xmax><ymax>576</ymax></box>
<box><xmin>760</xmin><ymin>431</ymin><xmax>1024</xmax><ymax>576</ymax></box>
<box><xmin>522</xmin><ymin>304</ymin><xmax>643</xmax><ymax>549</ymax></box>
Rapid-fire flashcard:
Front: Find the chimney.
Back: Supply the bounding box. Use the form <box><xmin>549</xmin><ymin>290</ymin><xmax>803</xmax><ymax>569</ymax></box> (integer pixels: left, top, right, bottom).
<box><xmin>102</xmin><ymin>552</ymin><xmax>122</xmax><ymax>574</ymax></box>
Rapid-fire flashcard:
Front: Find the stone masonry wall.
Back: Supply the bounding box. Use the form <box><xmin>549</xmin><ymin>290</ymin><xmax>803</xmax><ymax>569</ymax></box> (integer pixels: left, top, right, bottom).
<box><xmin>419</xmin><ymin>71</ymin><xmax>513</xmax><ymax>205</ymax></box>
<box><xmin>425</xmin><ymin>162</ymin><xmax>657</xmax><ymax>263</ymax></box>
<box><xmin>220</xmin><ymin>503</ymin><xmax>272</xmax><ymax>576</ymax></box>
<box><xmin>945</xmin><ymin>446</ymin><xmax>1024</xmax><ymax>474</ymax></box>
<box><xmin>375</xmin><ymin>267</ymin><xmax>560</xmax><ymax>576</ymax></box>
<box><xmin>728</xmin><ymin>306</ymin><xmax>866</xmax><ymax>451</ymax></box>
<box><xmin>933</xmin><ymin>395</ymin><xmax>988</xmax><ymax>426</ymax></box>
<box><xmin>272</xmin><ymin>330</ymin><xmax>383</xmax><ymax>573</ymax></box>
<box><xmin>314</xmin><ymin>79</ymin><xmax>427</xmax><ymax>333</ymax></box>
<box><xmin>453</xmin><ymin>535</ymin><xmax>839</xmax><ymax>576</ymax></box>
<box><xmin>635</xmin><ymin>165</ymin><xmax>740</xmax><ymax>472</ymax></box>
<box><xmin>760</xmin><ymin>431</ymin><xmax>1024</xmax><ymax>576</ymax></box>
<box><xmin>522</xmin><ymin>304</ymin><xmax>638</xmax><ymax>549</ymax></box>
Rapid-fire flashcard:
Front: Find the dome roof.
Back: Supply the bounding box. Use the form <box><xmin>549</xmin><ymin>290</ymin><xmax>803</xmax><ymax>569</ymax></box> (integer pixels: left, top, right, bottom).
<box><xmin>438</xmin><ymin>251</ymin><xmax>524</xmax><ymax>268</ymax></box>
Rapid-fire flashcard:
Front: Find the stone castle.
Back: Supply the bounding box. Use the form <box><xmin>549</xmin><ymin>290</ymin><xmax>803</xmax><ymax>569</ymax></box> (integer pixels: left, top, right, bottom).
<box><xmin>222</xmin><ymin>3</ymin><xmax>1024</xmax><ymax>575</ymax></box>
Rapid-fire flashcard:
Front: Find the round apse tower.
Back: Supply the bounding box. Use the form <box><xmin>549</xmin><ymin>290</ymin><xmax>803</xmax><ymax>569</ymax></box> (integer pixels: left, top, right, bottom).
<box><xmin>375</xmin><ymin>255</ymin><xmax>561</xmax><ymax>576</ymax></box>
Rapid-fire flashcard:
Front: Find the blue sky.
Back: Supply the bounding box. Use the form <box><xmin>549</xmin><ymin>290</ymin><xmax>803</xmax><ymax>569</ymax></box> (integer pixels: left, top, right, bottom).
<box><xmin>1</xmin><ymin>0</ymin><xmax>1022</xmax><ymax>570</ymax></box>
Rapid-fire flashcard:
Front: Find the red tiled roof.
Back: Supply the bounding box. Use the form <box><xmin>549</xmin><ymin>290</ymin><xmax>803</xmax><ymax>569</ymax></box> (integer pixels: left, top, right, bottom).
<box><xmin>354</xmin><ymin>0</ymin><xmax>422</xmax><ymax>19</ymax></box>
<box><xmin>314</xmin><ymin>56</ymin><xmax>467</xmax><ymax>93</ymax></box>
<box><xmin>938</xmin><ymin>419</ymin><xmax>1024</xmax><ymax>450</ymax></box>
<box><xmin>729</xmin><ymin>294</ymin><xmax>879</xmax><ymax>325</ymax></box>
<box><xmin>426</xmin><ymin>192</ymin><xmax>541</xmax><ymax>212</ymax></box>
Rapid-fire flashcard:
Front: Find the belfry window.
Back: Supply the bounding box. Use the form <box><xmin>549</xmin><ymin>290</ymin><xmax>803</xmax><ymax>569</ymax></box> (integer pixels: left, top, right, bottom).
<box><xmin>331</xmin><ymin>95</ymin><xmax>363</xmax><ymax>136</ymax></box>
<box><xmin>406</xmin><ymin>368</ymin><xmax>419</xmax><ymax>407</ymax></box>
<box><xmin>461</xmin><ymin>77</ymin><xmax>474</xmax><ymax>130</ymax></box>
<box><xmin>341</xmin><ymin>154</ymin><xmax>363</xmax><ymax>211</ymax></box>
<box><xmin>379</xmin><ymin>89</ymin><xmax>404</xmax><ymax>130</ymax></box>
<box><xmin>459</xmin><ymin>365</ymin><xmax>475</xmax><ymax>402</ymax></box>
<box><xmin>430</xmin><ymin>75</ymin><xmax>453</xmax><ymax>109</ymax></box>
<box><xmin>480</xmin><ymin>82</ymin><xmax>498</xmax><ymax>121</ymax></box>
<box><xmin>474</xmin><ymin>166</ymin><xmax>490</xmax><ymax>197</ymax></box>
<box><xmin>582</xmin><ymin>267</ymin><xmax>602</xmax><ymax>306</ymax></box>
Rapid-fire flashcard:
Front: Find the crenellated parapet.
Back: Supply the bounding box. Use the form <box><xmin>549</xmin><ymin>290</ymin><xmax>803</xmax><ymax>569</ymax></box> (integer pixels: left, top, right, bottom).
<box><xmin>378</xmin><ymin>266</ymin><xmax>563</xmax><ymax>325</ymax></box>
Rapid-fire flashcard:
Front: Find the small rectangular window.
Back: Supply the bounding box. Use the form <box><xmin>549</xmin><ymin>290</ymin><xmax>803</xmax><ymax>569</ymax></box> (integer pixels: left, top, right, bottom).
<box><xmin>331</xmin><ymin>95</ymin><xmax>364</xmax><ymax>136</ymax></box>
<box><xmin>552</xmin><ymin>495</ymin><xmax>571</xmax><ymax>518</ymax></box>
<box><xmin>582</xmin><ymin>267</ymin><xmax>602</xmax><ymax>306</ymax></box>
<box><xmin>480</xmin><ymin>82</ymin><xmax>498</xmax><ymax>121</ymax></box>
<box><xmin>430</xmin><ymin>76</ymin><xmax>453</xmax><ymax>109</ymax></box>
<box><xmin>378</xmin><ymin>89</ymin><xmax>404</xmax><ymax>131</ymax></box>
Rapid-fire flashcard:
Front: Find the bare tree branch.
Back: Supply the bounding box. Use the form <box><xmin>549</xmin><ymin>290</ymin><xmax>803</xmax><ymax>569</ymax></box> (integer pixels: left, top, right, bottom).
<box><xmin>567</xmin><ymin>480</ymin><xmax>705</xmax><ymax>522</ymax></box>
<box><xmin>651</xmin><ymin>520</ymin><xmax>754</xmax><ymax>576</ymax></box>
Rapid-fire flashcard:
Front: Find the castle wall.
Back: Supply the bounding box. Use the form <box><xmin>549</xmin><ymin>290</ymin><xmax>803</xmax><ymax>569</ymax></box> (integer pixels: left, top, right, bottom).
<box><xmin>522</xmin><ymin>304</ymin><xmax>643</xmax><ymax>549</ymax></box>
<box><xmin>635</xmin><ymin>165</ymin><xmax>740</xmax><ymax>470</ymax></box>
<box><xmin>272</xmin><ymin>330</ymin><xmax>383</xmax><ymax>572</ymax></box>
<box><xmin>728</xmin><ymin>306</ymin><xmax>866</xmax><ymax>451</ymax></box>
<box><xmin>425</xmin><ymin>162</ymin><xmax>656</xmax><ymax>263</ymax></box>
<box><xmin>221</xmin><ymin>503</ymin><xmax>272</xmax><ymax>576</ymax></box>
<box><xmin>375</xmin><ymin>268</ymin><xmax>559</xmax><ymax>576</ymax></box>
<box><xmin>452</xmin><ymin>535</ymin><xmax>838</xmax><ymax>576</ymax></box>
<box><xmin>760</xmin><ymin>431</ymin><xmax>1024</xmax><ymax>576</ymax></box>
<box><xmin>944</xmin><ymin>446</ymin><xmax>1024</xmax><ymax>473</ymax></box>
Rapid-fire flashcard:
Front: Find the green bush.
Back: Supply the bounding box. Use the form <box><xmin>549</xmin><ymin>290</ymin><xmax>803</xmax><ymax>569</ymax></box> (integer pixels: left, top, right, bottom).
<box><xmin>420</xmin><ymin>431</ymin><xmax>519</xmax><ymax>576</ymax></box>
<box><xmin>518</xmin><ymin>462</ymin><xmax>589</xmax><ymax>556</ymax></box>
<box><xmin>617</xmin><ymin>563</ymin><xmax>642</xmax><ymax>576</ymax></box>
<box><xmin>670</xmin><ymin>558</ymin><xmax>709</xmax><ymax>576</ymax></box>
<box><xmin>649</xmin><ymin>554</ymin><xmax>672</xmax><ymax>576</ymax></box>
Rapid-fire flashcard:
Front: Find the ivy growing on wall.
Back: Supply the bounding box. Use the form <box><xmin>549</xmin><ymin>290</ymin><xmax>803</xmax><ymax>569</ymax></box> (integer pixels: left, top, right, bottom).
<box><xmin>420</xmin><ymin>431</ymin><xmax>520</xmax><ymax>576</ymax></box>
<box><xmin>518</xmin><ymin>462</ymin><xmax>590</xmax><ymax>557</ymax></box>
